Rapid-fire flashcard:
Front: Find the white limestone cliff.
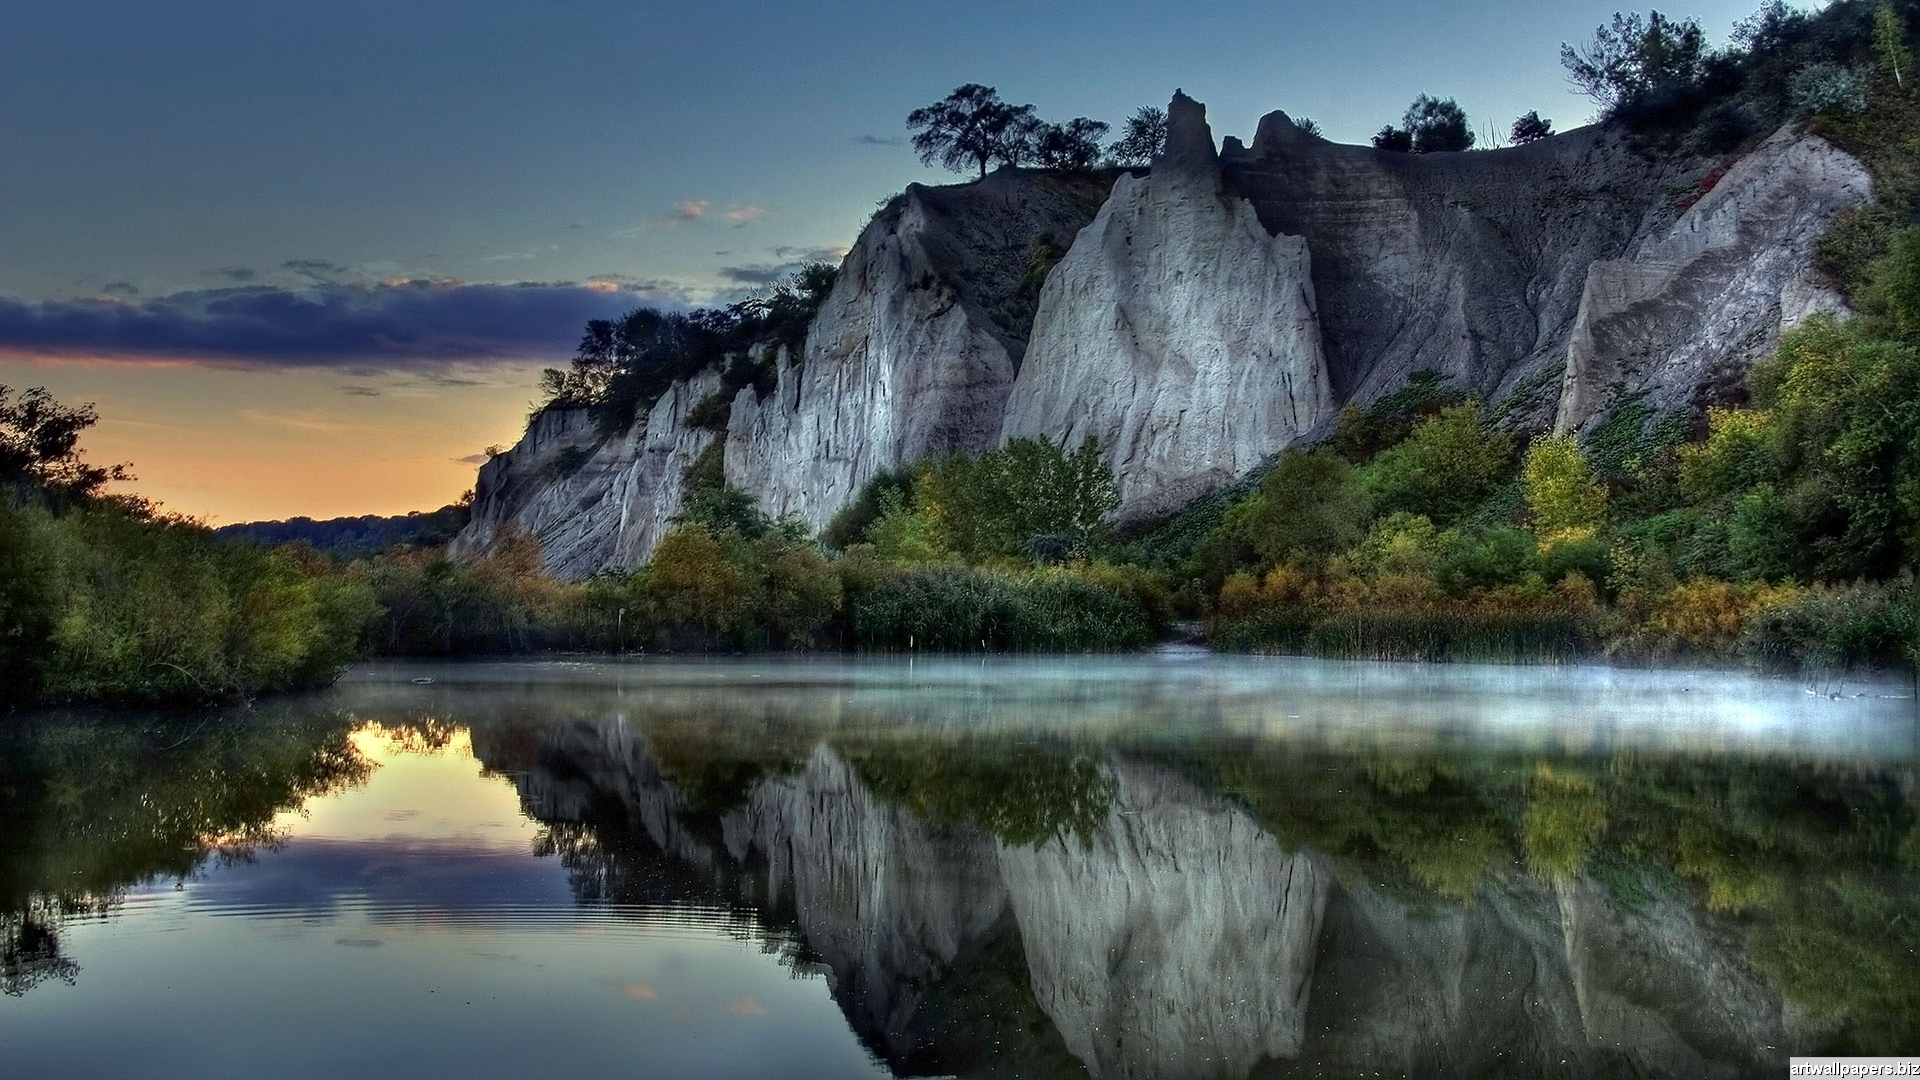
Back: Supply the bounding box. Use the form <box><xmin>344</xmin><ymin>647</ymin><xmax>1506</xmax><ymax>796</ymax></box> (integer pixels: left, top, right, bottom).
<box><xmin>449</xmin><ymin>369</ymin><xmax>719</xmax><ymax>578</ymax></box>
<box><xmin>1002</xmin><ymin>92</ymin><xmax>1336</xmax><ymax>524</ymax></box>
<box><xmin>1554</xmin><ymin>125</ymin><xmax>1873</xmax><ymax>433</ymax></box>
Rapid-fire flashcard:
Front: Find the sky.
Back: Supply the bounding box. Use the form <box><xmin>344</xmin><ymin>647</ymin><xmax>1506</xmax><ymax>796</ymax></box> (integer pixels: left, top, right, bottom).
<box><xmin>2</xmin><ymin>0</ymin><xmax>1791</xmax><ymax>523</ymax></box>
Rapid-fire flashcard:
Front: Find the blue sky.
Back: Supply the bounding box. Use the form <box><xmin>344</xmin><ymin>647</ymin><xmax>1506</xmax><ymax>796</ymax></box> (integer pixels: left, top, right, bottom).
<box><xmin>0</xmin><ymin>0</ymin><xmax>1794</xmax><ymax>520</ymax></box>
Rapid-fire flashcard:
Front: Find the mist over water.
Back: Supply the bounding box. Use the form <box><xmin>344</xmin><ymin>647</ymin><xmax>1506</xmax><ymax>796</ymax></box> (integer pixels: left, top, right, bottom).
<box><xmin>2</xmin><ymin>656</ymin><xmax>1914</xmax><ymax>1078</ymax></box>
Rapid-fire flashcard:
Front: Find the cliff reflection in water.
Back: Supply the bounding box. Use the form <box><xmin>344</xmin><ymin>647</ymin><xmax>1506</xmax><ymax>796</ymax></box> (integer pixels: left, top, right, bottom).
<box><xmin>4</xmin><ymin>656</ymin><xmax>1916</xmax><ymax>1079</ymax></box>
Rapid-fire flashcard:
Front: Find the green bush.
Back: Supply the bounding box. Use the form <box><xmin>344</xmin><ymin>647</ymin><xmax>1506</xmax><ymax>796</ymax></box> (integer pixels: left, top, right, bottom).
<box><xmin>853</xmin><ymin>565</ymin><xmax>1153</xmax><ymax>651</ymax></box>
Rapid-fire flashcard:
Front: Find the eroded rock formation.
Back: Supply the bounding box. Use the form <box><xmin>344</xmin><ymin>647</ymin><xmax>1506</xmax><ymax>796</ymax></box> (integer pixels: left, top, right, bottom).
<box><xmin>457</xmin><ymin>91</ymin><xmax>1869</xmax><ymax>574</ymax></box>
<box><xmin>1003</xmin><ymin>93</ymin><xmax>1335</xmax><ymax>523</ymax></box>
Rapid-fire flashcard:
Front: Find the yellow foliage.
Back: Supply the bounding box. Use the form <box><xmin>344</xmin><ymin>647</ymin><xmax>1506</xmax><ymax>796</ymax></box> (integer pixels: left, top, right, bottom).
<box><xmin>1650</xmin><ymin>578</ymin><xmax>1802</xmax><ymax>653</ymax></box>
<box><xmin>1523</xmin><ymin>434</ymin><xmax>1607</xmax><ymax>541</ymax></box>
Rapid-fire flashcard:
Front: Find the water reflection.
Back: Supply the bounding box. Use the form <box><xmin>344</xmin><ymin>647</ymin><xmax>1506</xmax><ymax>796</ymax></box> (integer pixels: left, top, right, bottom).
<box><xmin>2</xmin><ymin>655</ymin><xmax>1915</xmax><ymax>1078</ymax></box>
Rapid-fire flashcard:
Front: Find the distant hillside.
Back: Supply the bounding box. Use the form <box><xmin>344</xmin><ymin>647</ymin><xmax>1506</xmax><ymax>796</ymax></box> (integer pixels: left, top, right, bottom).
<box><xmin>217</xmin><ymin>503</ymin><xmax>470</xmax><ymax>557</ymax></box>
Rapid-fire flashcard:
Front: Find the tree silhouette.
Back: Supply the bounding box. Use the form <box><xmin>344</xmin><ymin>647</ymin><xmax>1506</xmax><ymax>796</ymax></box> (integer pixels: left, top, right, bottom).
<box><xmin>1510</xmin><ymin>110</ymin><xmax>1555</xmax><ymax>144</ymax></box>
<box><xmin>1033</xmin><ymin>118</ymin><xmax>1110</xmax><ymax>171</ymax></box>
<box><xmin>0</xmin><ymin>386</ymin><xmax>131</xmax><ymax>503</ymax></box>
<box><xmin>1106</xmin><ymin>106</ymin><xmax>1168</xmax><ymax>167</ymax></box>
<box><xmin>1402</xmin><ymin>94</ymin><xmax>1475</xmax><ymax>153</ymax></box>
<box><xmin>906</xmin><ymin>84</ymin><xmax>1038</xmax><ymax>178</ymax></box>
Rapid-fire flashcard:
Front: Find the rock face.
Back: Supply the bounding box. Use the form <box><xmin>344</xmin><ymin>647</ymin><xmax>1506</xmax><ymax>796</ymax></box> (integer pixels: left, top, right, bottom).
<box><xmin>1003</xmin><ymin>93</ymin><xmax>1336</xmax><ymax>523</ymax></box>
<box><xmin>1553</xmin><ymin>126</ymin><xmax>1872</xmax><ymax>433</ymax></box>
<box><xmin>449</xmin><ymin>369</ymin><xmax>719</xmax><ymax>577</ymax></box>
<box><xmin>456</xmin><ymin>91</ymin><xmax>1870</xmax><ymax>574</ymax></box>
<box><xmin>726</xmin><ymin>169</ymin><xmax>1109</xmax><ymax>531</ymax></box>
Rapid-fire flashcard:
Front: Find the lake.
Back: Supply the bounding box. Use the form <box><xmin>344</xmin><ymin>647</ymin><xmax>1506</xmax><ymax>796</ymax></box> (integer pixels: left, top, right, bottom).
<box><xmin>1</xmin><ymin>654</ymin><xmax>1915</xmax><ymax>1078</ymax></box>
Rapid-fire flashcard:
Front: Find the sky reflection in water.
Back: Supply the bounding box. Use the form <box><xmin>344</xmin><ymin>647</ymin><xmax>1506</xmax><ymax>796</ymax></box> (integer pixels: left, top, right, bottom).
<box><xmin>0</xmin><ymin>654</ymin><xmax>1914</xmax><ymax>1078</ymax></box>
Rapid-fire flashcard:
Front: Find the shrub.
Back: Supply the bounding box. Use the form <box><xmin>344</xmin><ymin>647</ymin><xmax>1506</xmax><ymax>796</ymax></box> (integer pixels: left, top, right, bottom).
<box><xmin>645</xmin><ymin>524</ymin><xmax>761</xmax><ymax>646</ymax></box>
<box><xmin>853</xmin><ymin>565</ymin><xmax>1152</xmax><ymax>651</ymax></box>
<box><xmin>1359</xmin><ymin>402</ymin><xmax>1515</xmax><ymax>524</ymax></box>
<box><xmin>1232</xmin><ymin>448</ymin><xmax>1372</xmax><ymax>567</ymax></box>
<box><xmin>1790</xmin><ymin>62</ymin><xmax>1872</xmax><ymax>116</ymax></box>
<box><xmin>1740</xmin><ymin>578</ymin><xmax>1919</xmax><ymax>672</ymax></box>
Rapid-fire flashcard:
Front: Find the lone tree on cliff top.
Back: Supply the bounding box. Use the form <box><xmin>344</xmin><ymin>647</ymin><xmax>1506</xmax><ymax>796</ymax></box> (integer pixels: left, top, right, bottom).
<box><xmin>907</xmin><ymin>84</ymin><xmax>1039</xmax><ymax>178</ymax></box>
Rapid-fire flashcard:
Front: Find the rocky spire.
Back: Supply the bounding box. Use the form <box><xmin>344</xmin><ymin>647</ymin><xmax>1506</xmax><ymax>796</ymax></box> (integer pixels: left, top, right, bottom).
<box><xmin>1156</xmin><ymin>89</ymin><xmax>1220</xmax><ymax>184</ymax></box>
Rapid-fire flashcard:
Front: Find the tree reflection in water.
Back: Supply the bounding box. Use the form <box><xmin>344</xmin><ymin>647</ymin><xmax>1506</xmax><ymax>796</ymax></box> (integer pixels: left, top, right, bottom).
<box><xmin>0</xmin><ymin>706</ymin><xmax>373</xmax><ymax>995</ymax></box>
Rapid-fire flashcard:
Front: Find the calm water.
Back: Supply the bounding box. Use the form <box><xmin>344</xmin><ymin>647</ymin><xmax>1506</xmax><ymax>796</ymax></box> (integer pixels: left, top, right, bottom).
<box><xmin>2</xmin><ymin>654</ymin><xmax>1915</xmax><ymax>1078</ymax></box>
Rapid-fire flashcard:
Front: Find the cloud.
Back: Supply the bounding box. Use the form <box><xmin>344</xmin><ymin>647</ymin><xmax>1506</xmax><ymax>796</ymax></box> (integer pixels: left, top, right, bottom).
<box><xmin>727</xmin><ymin>996</ymin><xmax>766</xmax><ymax>1016</ymax></box>
<box><xmin>673</xmin><ymin>200</ymin><xmax>710</xmax><ymax>221</ymax></box>
<box><xmin>210</xmin><ymin>266</ymin><xmax>258</xmax><ymax>282</ymax></box>
<box><xmin>337</xmin><ymin>385</ymin><xmax>382</xmax><ymax>397</ymax></box>
<box><xmin>769</xmin><ymin>245</ymin><xmax>849</xmax><ymax>263</ymax></box>
<box><xmin>101</xmin><ymin>281</ymin><xmax>139</xmax><ymax>296</ymax></box>
<box><xmin>722</xmin><ymin>204</ymin><xmax>771</xmax><ymax>226</ymax></box>
<box><xmin>716</xmin><ymin>263</ymin><xmax>800</xmax><ymax>286</ymax></box>
<box><xmin>620</xmin><ymin>984</ymin><xmax>659</xmax><ymax>1001</ymax></box>
<box><xmin>853</xmin><ymin>134</ymin><xmax>906</xmax><ymax>147</ymax></box>
<box><xmin>455</xmin><ymin>453</ymin><xmax>491</xmax><ymax>465</ymax></box>
<box><xmin>0</xmin><ymin>278</ymin><xmax>697</xmax><ymax>372</ymax></box>
<box><xmin>281</xmin><ymin>259</ymin><xmax>349</xmax><ymax>279</ymax></box>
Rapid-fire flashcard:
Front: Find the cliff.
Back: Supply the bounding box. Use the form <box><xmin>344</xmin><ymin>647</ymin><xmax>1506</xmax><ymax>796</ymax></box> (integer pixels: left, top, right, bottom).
<box><xmin>457</xmin><ymin>92</ymin><xmax>1868</xmax><ymax>574</ymax></box>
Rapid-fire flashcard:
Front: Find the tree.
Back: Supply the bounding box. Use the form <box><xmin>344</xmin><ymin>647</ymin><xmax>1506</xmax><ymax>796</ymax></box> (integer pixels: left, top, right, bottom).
<box><xmin>1291</xmin><ymin>116</ymin><xmax>1323</xmax><ymax>138</ymax></box>
<box><xmin>1524</xmin><ymin>434</ymin><xmax>1608</xmax><ymax>546</ymax></box>
<box><xmin>1510</xmin><ymin>110</ymin><xmax>1555</xmax><ymax>144</ymax></box>
<box><xmin>1107</xmin><ymin>106</ymin><xmax>1168</xmax><ymax>167</ymax></box>
<box><xmin>1372</xmin><ymin>126</ymin><xmax>1413</xmax><ymax>153</ymax></box>
<box><xmin>1233</xmin><ymin>448</ymin><xmax>1373</xmax><ymax>566</ymax></box>
<box><xmin>1875</xmin><ymin>2</ymin><xmax>1910</xmax><ymax>90</ymax></box>
<box><xmin>906</xmin><ymin>84</ymin><xmax>1039</xmax><ymax>178</ymax></box>
<box><xmin>1402</xmin><ymin>94</ymin><xmax>1475</xmax><ymax>153</ymax></box>
<box><xmin>1359</xmin><ymin>402</ymin><xmax>1514</xmax><ymax>523</ymax></box>
<box><xmin>1561</xmin><ymin>11</ymin><xmax>1706</xmax><ymax>115</ymax></box>
<box><xmin>1033</xmin><ymin>117</ymin><xmax>1110</xmax><ymax>171</ymax></box>
<box><xmin>0</xmin><ymin>386</ymin><xmax>131</xmax><ymax>504</ymax></box>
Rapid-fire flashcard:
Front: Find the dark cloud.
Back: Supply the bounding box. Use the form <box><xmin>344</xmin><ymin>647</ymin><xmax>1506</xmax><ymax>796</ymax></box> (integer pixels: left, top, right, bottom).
<box><xmin>337</xmin><ymin>385</ymin><xmax>381</xmax><ymax>397</ymax></box>
<box><xmin>280</xmin><ymin>258</ymin><xmax>349</xmax><ymax>279</ymax></box>
<box><xmin>0</xmin><ymin>278</ymin><xmax>695</xmax><ymax>371</ymax></box>
<box><xmin>853</xmin><ymin>134</ymin><xmax>906</xmax><ymax>147</ymax></box>
<box><xmin>210</xmin><ymin>266</ymin><xmax>258</xmax><ymax>282</ymax></box>
<box><xmin>101</xmin><ymin>281</ymin><xmax>139</xmax><ymax>296</ymax></box>
<box><xmin>455</xmin><ymin>453</ymin><xmax>491</xmax><ymax>465</ymax></box>
<box><xmin>717</xmin><ymin>263</ymin><xmax>803</xmax><ymax>286</ymax></box>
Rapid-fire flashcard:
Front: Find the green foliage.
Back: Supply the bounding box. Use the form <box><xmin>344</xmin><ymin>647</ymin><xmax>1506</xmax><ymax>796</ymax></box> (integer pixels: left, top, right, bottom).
<box><xmin>821</xmin><ymin>466</ymin><xmax>917</xmax><ymax>551</ymax></box>
<box><xmin>1332</xmin><ymin>371</ymin><xmax>1469</xmax><ymax>462</ymax></box>
<box><xmin>1791</xmin><ymin>61</ymin><xmax>1873</xmax><ymax>115</ymax></box>
<box><xmin>9</xmin><ymin>503</ymin><xmax>376</xmax><ymax>705</ymax></box>
<box><xmin>1232</xmin><ymin>448</ymin><xmax>1372</xmax><ymax>567</ymax></box>
<box><xmin>1524</xmin><ymin>433</ymin><xmax>1608</xmax><ymax>543</ymax></box>
<box><xmin>539</xmin><ymin>264</ymin><xmax>835</xmax><ymax>433</ymax></box>
<box><xmin>1739</xmin><ymin>576</ymin><xmax>1919</xmax><ymax>671</ymax></box>
<box><xmin>1358</xmin><ymin>402</ymin><xmax>1516</xmax><ymax>524</ymax></box>
<box><xmin>1876</xmin><ymin>2</ymin><xmax>1912</xmax><ymax>88</ymax></box>
<box><xmin>644</xmin><ymin>524</ymin><xmax>761</xmax><ymax>646</ymax></box>
<box><xmin>853</xmin><ymin>565</ymin><xmax>1154</xmax><ymax>651</ymax></box>
<box><xmin>916</xmin><ymin>437</ymin><xmax>1119</xmax><ymax>562</ymax></box>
